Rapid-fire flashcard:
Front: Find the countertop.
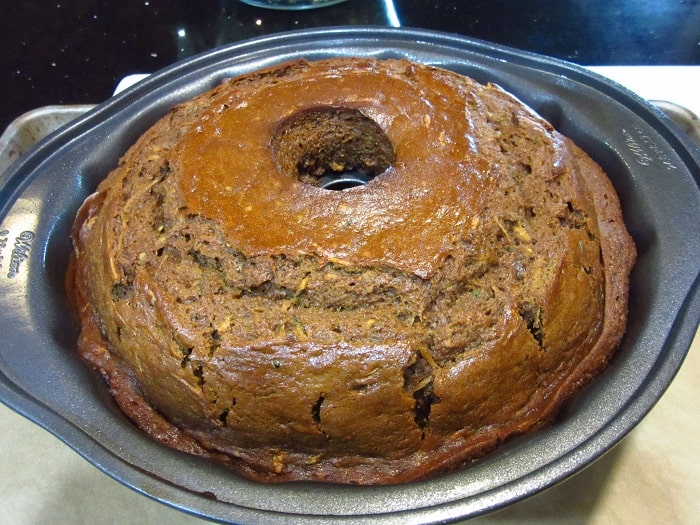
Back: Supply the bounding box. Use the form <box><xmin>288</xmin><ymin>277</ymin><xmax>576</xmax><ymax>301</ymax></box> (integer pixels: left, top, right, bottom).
<box><xmin>2</xmin><ymin>0</ymin><xmax>700</xmax><ymax>131</ymax></box>
<box><xmin>1</xmin><ymin>1</ymin><xmax>699</xmax><ymax>524</ymax></box>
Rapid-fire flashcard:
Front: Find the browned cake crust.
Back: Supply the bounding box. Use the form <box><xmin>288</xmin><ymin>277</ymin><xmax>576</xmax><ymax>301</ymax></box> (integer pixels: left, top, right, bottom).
<box><xmin>66</xmin><ymin>58</ymin><xmax>636</xmax><ymax>484</ymax></box>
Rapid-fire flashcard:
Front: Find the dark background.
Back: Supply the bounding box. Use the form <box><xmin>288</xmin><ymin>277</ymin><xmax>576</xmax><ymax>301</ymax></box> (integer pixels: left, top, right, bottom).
<box><xmin>2</xmin><ymin>0</ymin><xmax>699</xmax><ymax>131</ymax></box>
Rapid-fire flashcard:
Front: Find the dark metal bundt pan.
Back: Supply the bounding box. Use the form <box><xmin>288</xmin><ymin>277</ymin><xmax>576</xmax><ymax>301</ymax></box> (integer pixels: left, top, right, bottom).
<box><xmin>0</xmin><ymin>27</ymin><xmax>698</xmax><ymax>525</ymax></box>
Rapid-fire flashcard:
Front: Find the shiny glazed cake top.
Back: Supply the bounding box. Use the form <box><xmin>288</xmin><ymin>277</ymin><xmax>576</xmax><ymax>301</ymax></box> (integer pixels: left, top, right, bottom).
<box><xmin>177</xmin><ymin>59</ymin><xmax>564</xmax><ymax>278</ymax></box>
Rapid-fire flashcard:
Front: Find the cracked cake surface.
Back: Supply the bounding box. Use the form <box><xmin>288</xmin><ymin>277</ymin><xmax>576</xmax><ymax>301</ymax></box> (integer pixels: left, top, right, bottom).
<box><xmin>66</xmin><ymin>57</ymin><xmax>635</xmax><ymax>484</ymax></box>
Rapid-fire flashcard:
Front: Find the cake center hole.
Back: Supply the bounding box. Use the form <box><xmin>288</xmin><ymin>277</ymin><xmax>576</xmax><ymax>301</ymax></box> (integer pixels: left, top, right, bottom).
<box><xmin>272</xmin><ymin>106</ymin><xmax>395</xmax><ymax>190</ymax></box>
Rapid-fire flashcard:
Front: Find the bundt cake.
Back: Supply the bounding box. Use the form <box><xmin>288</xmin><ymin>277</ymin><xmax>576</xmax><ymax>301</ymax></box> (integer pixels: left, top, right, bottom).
<box><xmin>66</xmin><ymin>57</ymin><xmax>636</xmax><ymax>484</ymax></box>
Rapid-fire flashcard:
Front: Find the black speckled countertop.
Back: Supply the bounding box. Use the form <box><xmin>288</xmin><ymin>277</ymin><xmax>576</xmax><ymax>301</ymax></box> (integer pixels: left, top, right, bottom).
<box><xmin>1</xmin><ymin>0</ymin><xmax>699</xmax><ymax>131</ymax></box>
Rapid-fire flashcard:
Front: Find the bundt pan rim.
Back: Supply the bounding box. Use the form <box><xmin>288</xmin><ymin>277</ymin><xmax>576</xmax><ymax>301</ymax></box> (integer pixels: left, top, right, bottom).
<box><xmin>0</xmin><ymin>26</ymin><xmax>698</xmax><ymax>524</ymax></box>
